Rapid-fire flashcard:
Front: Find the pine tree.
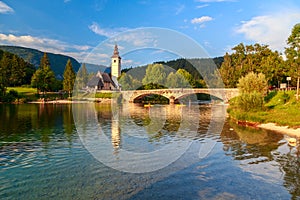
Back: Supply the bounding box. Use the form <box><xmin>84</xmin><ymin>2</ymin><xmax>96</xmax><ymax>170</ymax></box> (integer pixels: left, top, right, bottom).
<box><xmin>31</xmin><ymin>52</ymin><xmax>56</xmax><ymax>94</ymax></box>
<box><xmin>63</xmin><ymin>59</ymin><xmax>76</xmax><ymax>97</ymax></box>
<box><xmin>0</xmin><ymin>52</ymin><xmax>10</xmax><ymax>96</ymax></box>
<box><xmin>76</xmin><ymin>63</ymin><xmax>88</xmax><ymax>89</ymax></box>
<box><xmin>10</xmin><ymin>55</ymin><xmax>26</xmax><ymax>86</ymax></box>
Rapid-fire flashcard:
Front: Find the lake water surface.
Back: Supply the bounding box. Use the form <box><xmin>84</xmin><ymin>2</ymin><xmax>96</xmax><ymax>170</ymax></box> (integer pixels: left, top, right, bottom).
<box><xmin>0</xmin><ymin>103</ymin><xmax>299</xmax><ymax>199</ymax></box>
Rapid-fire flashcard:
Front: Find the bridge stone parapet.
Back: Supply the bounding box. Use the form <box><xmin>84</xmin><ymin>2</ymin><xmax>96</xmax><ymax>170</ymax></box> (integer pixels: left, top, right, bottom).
<box><xmin>121</xmin><ymin>88</ymin><xmax>239</xmax><ymax>104</ymax></box>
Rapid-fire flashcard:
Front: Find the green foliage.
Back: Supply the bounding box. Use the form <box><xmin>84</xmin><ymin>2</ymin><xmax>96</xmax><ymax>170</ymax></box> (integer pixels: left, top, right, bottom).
<box><xmin>236</xmin><ymin>92</ymin><xmax>264</xmax><ymax>112</ymax></box>
<box><xmin>0</xmin><ymin>50</ymin><xmax>34</xmax><ymax>96</ymax></box>
<box><xmin>285</xmin><ymin>23</ymin><xmax>300</xmax><ymax>78</ymax></box>
<box><xmin>176</xmin><ymin>69</ymin><xmax>194</xmax><ymax>88</ymax></box>
<box><xmin>95</xmin><ymin>92</ymin><xmax>112</xmax><ymax>98</ymax></box>
<box><xmin>0</xmin><ymin>45</ymin><xmax>80</xmax><ymax>77</ymax></box>
<box><xmin>63</xmin><ymin>59</ymin><xmax>76</xmax><ymax>96</ymax></box>
<box><xmin>76</xmin><ymin>63</ymin><xmax>89</xmax><ymax>89</ymax></box>
<box><xmin>0</xmin><ymin>89</ymin><xmax>19</xmax><ymax>103</ymax></box>
<box><xmin>220</xmin><ymin>43</ymin><xmax>286</xmax><ymax>88</ymax></box>
<box><xmin>142</xmin><ymin>64</ymin><xmax>167</xmax><ymax>87</ymax></box>
<box><xmin>118</xmin><ymin>72</ymin><xmax>141</xmax><ymax>90</ymax></box>
<box><xmin>265</xmin><ymin>91</ymin><xmax>292</xmax><ymax>108</ymax></box>
<box><xmin>237</xmin><ymin>72</ymin><xmax>268</xmax><ymax>95</ymax></box>
<box><xmin>165</xmin><ymin>71</ymin><xmax>190</xmax><ymax>88</ymax></box>
<box><xmin>31</xmin><ymin>53</ymin><xmax>56</xmax><ymax>93</ymax></box>
<box><xmin>123</xmin><ymin>57</ymin><xmax>219</xmax><ymax>89</ymax></box>
<box><xmin>229</xmin><ymin>90</ymin><xmax>300</xmax><ymax>127</ymax></box>
<box><xmin>142</xmin><ymin>83</ymin><xmax>166</xmax><ymax>90</ymax></box>
<box><xmin>166</xmin><ymin>72</ymin><xmax>179</xmax><ymax>88</ymax></box>
<box><xmin>233</xmin><ymin>72</ymin><xmax>268</xmax><ymax>112</ymax></box>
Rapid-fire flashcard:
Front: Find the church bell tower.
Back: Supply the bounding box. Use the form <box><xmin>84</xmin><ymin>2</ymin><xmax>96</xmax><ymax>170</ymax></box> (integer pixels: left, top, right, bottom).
<box><xmin>111</xmin><ymin>44</ymin><xmax>121</xmax><ymax>78</ymax></box>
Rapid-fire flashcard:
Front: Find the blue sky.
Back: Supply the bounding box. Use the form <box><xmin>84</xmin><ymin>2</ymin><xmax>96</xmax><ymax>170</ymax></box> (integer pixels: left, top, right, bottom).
<box><xmin>0</xmin><ymin>0</ymin><xmax>300</xmax><ymax>68</ymax></box>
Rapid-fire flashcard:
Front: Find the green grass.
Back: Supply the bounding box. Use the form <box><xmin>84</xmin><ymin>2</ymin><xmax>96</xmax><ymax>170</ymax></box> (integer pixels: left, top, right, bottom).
<box><xmin>6</xmin><ymin>87</ymin><xmax>69</xmax><ymax>102</ymax></box>
<box><xmin>228</xmin><ymin>90</ymin><xmax>300</xmax><ymax>128</ymax></box>
<box><xmin>7</xmin><ymin>87</ymin><xmax>37</xmax><ymax>95</ymax></box>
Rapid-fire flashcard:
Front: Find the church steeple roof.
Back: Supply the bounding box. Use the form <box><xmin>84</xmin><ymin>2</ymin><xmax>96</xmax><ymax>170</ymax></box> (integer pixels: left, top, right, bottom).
<box><xmin>111</xmin><ymin>44</ymin><xmax>120</xmax><ymax>58</ymax></box>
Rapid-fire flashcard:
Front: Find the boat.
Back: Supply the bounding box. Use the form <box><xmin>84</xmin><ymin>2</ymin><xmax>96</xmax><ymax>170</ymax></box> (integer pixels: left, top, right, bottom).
<box><xmin>288</xmin><ymin>138</ymin><xmax>297</xmax><ymax>147</ymax></box>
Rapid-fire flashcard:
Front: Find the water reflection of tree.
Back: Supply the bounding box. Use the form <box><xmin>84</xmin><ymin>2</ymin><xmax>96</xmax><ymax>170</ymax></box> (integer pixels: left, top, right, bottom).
<box><xmin>63</xmin><ymin>104</ymin><xmax>75</xmax><ymax>144</ymax></box>
<box><xmin>220</xmin><ymin>121</ymin><xmax>283</xmax><ymax>163</ymax></box>
<box><xmin>0</xmin><ymin>104</ymin><xmax>76</xmax><ymax>144</ymax></box>
<box><xmin>276</xmin><ymin>145</ymin><xmax>300</xmax><ymax>199</ymax></box>
<box><xmin>221</xmin><ymin>121</ymin><xmax>300</xmax><ymax>198</ymax></box>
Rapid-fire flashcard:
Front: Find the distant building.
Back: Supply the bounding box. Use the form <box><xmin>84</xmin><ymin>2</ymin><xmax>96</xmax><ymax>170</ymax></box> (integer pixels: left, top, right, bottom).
<box><xmin>86</xmin><ymin>44</ymin><xmax>121</xmax><ymax>91</ymax></box>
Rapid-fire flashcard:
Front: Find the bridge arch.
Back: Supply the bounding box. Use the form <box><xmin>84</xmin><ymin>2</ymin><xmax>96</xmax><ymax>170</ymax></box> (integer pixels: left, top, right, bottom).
<box><xmin>123</xmin><ymin>88</ymin><xmax>239</xmax><ymax>104</ymax></box>
<box><xmin>131</xmin><ymin>93</ymin><xmax>170</xmax><ymax>103</ymax></box>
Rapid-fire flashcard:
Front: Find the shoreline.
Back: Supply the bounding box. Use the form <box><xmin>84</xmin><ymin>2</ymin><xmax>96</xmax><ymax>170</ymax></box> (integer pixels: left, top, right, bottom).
<box><xmin>232</xmin><ymin>118</ymin><xmax>300</xmax><ymax>138</ymax></box>
<box><xmin>28</xmin><ymin>98</ymin><xmax>112</xmax><ymax>104</ymax></box>
<box><xmin>257</xmin><ymin>123</ymin><xmax>300</xmax><ymax>138</ymax></box>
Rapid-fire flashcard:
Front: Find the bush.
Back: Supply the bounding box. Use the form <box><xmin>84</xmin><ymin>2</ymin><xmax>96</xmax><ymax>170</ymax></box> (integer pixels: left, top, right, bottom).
<box><xmin>1</xmin><ymin>89</ymin><xmax>20</xmax><ymax>103</ymax></box>
<box><xmin>236</xmin><ymin>92</ymin><xmax>264</xmax><ymax>111</ymax></box>
<box><xmin>238</xmin><ymin>72</ymin><xmax>268</xmax><ymax>95</ymax></box>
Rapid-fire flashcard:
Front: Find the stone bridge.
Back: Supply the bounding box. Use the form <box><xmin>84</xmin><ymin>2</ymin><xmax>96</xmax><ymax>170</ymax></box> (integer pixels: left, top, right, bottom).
<box><xmin>121</xmin><ymin>88</ymin><xmax>239</xmax><ymax>104</ymax></box>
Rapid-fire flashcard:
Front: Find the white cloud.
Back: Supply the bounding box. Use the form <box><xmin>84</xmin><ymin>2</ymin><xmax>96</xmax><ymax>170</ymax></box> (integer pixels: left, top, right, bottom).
<box><xmin>196</xmin><ymin>4</ymin><xmax>209</xmax><ymax>9</ymax></box>
<box><xmin>0</xmin><ymin>1</ymin><xmax>14</xmax><ymax>14</ymax></box>
<box><xmin>0</xmin><ymin>33</ymin><xmax>91</xmax><ymax>61</ymax></box>
<box><xmin>122</xmin><ymin>59</ymin><xmax>141</xmax><ymax>67</ymax></box>
<box><xmin>236</xmin><ymin>9</ymin><xmax>300</xmax><ymax>52</ymax></box>
<box><xmin>191</xmin><ymin>16</ymin><xmax>213</xmax><ymax>24</ymax></box>
<box><xmin>64</xmin><ymin>0</ymin><xmax>71</xmax><ymax>3</ymax></box>
<box><xmin>175</xmin><ymin>4</ymin><xmax>185</xmax><ymax>15</ymax></box>
<box><xmin>114</xmin><ymin>31</ymin><xmax>157</xmax><ymax>47</ymax></box>
<box><xmin>88</xmin><ymin>22</ymin><xmax>128</xmax><ymax>38</ymax></box>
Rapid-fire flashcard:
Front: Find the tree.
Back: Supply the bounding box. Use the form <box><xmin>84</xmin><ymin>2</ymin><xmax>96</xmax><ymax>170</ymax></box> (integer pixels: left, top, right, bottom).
<box><xmin>142</xmin><ymin>64</ymin><xmax>167</xmax><ymax>89</ymax></box>
<box><xmin>220</xmin><ymin>53</ymin><xmax>235</xmax><ymax>88</ymax></box>
<box><xmin>0</xmin><ymin>52</ymin><xmax>10</xmax><ymax>96</ymax></box>
<box><xmin>31</xmin><ymin>52</ymin><xmax>56</xmax><ymax>94</ymax></box>
<box><xmin>285</xmin><ymin>23</ymin><xmax>300</xmax><ymax>100</ymax></box>
<box><xmin>166</xmin><ymin>72</ymin><xmax>180</xmax><ymax>88</ymax></box>
<box><xmin>63</xmin><ymin>59</ymin><xmax>76</xmax><ymax>97</ymax></box>
<box><xmin>238</xmin><ymin>72</ymin><xmax>268</xmax><ymax>95</ymax></box>
<box><xmin>176</xmin><ymin>69</ymin><xmax>194</xmax><ymax>88</ymax></box>
<box><xmin>236</xmin><ymin>72</ymin><xmax>268</xmax><ymax>111</ymax></box>
<box><xmin>220</xmin><ymin>43</ymin><xmax>286</xmax><ymax>88</ymax></box>
<box><xmin>9</xmin><ymin>54</ymin><xmax>26</xmax><ymax>86</ymax></box>
<box><xmin>76</xmin><ymin>63</ymin><xmax>89</xmax><ymax>89</ymax></box>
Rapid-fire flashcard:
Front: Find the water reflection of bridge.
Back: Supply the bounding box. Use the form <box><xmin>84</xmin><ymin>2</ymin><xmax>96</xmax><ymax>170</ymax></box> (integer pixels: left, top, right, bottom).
<box><xmin>121</xmin><ymin>88</ymin><xmax>239</xmax><ymax>104</ymax></box>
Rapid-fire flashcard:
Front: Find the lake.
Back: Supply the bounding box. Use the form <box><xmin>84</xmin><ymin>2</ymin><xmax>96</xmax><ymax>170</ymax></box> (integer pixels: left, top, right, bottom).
<box><xmin>0</xmin><ymin>103</ymin><xmax>299</xmax><ymax>199</ymax></box>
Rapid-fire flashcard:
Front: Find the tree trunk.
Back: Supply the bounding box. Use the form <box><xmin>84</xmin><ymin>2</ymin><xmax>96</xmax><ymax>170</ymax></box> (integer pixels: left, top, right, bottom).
<box><xmin>297</xmin><ymin>76</ymin><xmax>299</xmax><ymax>101</ymax></box>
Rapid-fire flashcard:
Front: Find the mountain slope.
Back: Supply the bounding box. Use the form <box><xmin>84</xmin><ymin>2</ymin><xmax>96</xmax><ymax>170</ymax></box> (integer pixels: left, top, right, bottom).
<box><xmin>0</xmin><ymin>45</ymin><xmax>80</xmax><ymax>76</ymax></box>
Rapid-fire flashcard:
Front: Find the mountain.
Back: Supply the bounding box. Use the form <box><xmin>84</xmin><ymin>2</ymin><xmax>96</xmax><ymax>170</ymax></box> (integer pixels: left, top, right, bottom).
<box><xmin>0</xmin><ymin>45</ymin><xmax>80</xmax><ymax>77</ymax></box>
<box><xmin>122</xmin><ymin>57</ymin><xmax>224</xmax><ymax>81</ymax></box>
<box><xmin>84</xmin><ymin>63</ymin><xmax>108</xmax><ymax>74</ymax></box>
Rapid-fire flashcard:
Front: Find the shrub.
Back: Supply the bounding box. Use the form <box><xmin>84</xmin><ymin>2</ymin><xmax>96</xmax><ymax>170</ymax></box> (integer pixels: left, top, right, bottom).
<box><xmin>237</xmin><ymin>72</ymin><xmax>268</xmax><ymax>95</ymax></box>
<box><xmin>236</xmin><ymin>92</ymin><xmax>264</xmax><ymax>112</ymax></box>
<box><xmin>1</xmin><ymin>90</ymin><xmax>20</xmax><ymax>103</ymax></box>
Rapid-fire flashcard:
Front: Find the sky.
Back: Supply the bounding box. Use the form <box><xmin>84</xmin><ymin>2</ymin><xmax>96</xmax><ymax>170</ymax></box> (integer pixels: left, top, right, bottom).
<box><xmin>0</xmin><ymin>0</ymin><xmax>300</xmax><ymax>68</ymax></box>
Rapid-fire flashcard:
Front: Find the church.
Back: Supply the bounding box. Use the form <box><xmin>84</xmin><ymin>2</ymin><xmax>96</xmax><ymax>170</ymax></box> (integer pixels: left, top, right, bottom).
<box><xmin>86</xmin><ymin>44</ymin><xmax>121</xmax><ymax>90</ymax></box>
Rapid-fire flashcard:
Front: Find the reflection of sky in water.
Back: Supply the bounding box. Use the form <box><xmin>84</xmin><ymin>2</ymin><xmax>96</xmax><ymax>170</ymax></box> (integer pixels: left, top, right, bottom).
<box><xmin>0</xmin><ymin>103</ymin><xmax>298</xmax><ymax>199</ymax></box>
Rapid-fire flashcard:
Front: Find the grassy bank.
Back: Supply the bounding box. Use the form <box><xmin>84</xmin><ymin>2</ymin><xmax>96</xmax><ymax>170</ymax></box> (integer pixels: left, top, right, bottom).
<box><xmin>5</xmin><ymin>87</ymin><xmax>70</xmax><ymax>103</ymax></box>
<box><xmin>228</xmin><ymin>90</ymin><xmax>300</xmax><ymax>128</ymax></box>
